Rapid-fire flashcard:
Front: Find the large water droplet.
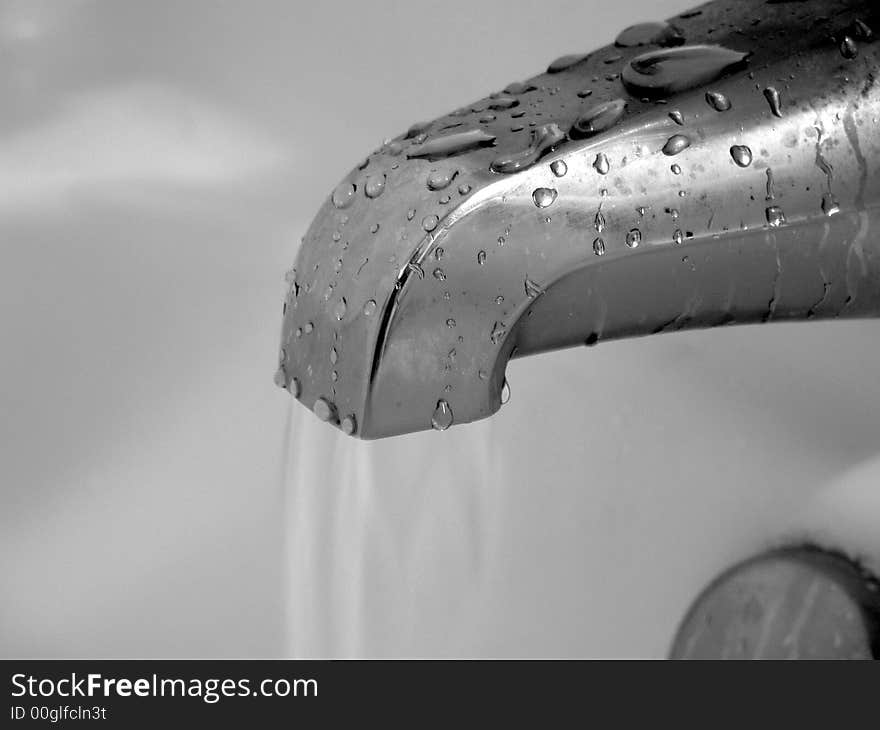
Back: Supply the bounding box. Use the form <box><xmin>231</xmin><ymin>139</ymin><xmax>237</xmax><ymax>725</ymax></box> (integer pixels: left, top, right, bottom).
<box><xmin>501</xmin><ymin>379</ymin><xmax>511</xmax><ymax>404</ymax></box>
<box><xmin>626</xmin><ymin>228</ymin><xmax>642</xmax><ymax>247</ymax></box>
<box><xmin>705</xmin><ymin>90</ymin><xmax>731</xmax><ymax>111</ymax></box>
<box><xmin>593</xmin><ymin>237</ymin><xmax>606</xmax><ymax>256</ymax></box>
<box><xmin>408</xmin><ymin>129</ymin><xmax>496</xmax><ymax>160</ymax></box>
<box><xmin>763</xmin><ymin>87</ymin><xmax>782</xmax><ymax>117</ymax></box>
<box><xmin>331</xmin><ymin>182</ymin><xmax>356</xmax><ymax>209</ymax></box>
<box><xmin>490</xmin><ymin>123</ymin><xmax>566</xmax><ymax>173</ymax></box>
<box><xmin>547</xmin><ymin>53</ymin><xmax>589</xmax><ymax>73</ymax></box>
<box><xmin>669</xmin><ymin>110</ymin><xmax>684</xmax><ymax>125</ymax></box>
<box><xmin>593</xmin><ymin>152</ymin><xmax>610</xmax><ymax>174</ymax></box>
<box><xmin>427</xmin><ymin>168</ymin><xmax>458</xmax><ymax>191</ymax></box>
<box><xmin>730</xmin><ymin>144</ymin><xmax>752</xmax><ymax>167</ymax></box>
<box><xmin>621</xmin><ymin>45</ymin><xmax>749</xmax><ymax>98</ymax></box>
<box><xmin>431</xmin><ymin>399</ymin><xmax>454</xmax><ymax>430</ymax></box>
<box><xmin>550</xmin><ymin>159</ymin><xmax>568</xmax><ymax>177</ymax></box>
<box><xmin>615</xmin><ymin>21</ymin><xmax>685</xmax><ymax>48</ymax></box>
<box><xmin>662</xmin><ymin>134</ymin><xmax>691</xmax><ymax>155</ymax></box>
<box><xmin>570</xmin><ymin>98</ymin><xmax>627</xmax><ymax>139</ymax></box>
<box><xmin>364</xmin><ymin>173</ymin><xmax>386</xmax><ymax>198</ymax></box>
<box><xmin>765</xmin><ymin>206</ymin><xmax>786</xmax><ymax>227</ymax></box>
<box><xmin>532</xmin><ymin>187</ymin><xmax>558</xmax><ymax>208</ymax></box>
<box><xmin>314</xmin><ymin>397</ymin><xmax>336</xmax><ymax>422</ymax></box>
<box><xmin>422</xmin><ymin>214</ymin><xmax>440</xmax><ymax>232</ymax></box>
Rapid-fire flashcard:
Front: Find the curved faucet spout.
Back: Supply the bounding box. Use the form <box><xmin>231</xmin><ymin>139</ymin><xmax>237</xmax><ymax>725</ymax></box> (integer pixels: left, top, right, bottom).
<box><xmin>277</xmin><ymin>0</ymin><xmax>880</xmax><ymax>439</ymax></box>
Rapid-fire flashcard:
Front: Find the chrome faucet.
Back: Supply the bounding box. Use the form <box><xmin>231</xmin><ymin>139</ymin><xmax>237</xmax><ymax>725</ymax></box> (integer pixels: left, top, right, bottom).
<box><xmin>276</xmin><ymin>0</ymin><xmax>879</xmax><ymax>439</ymax></box>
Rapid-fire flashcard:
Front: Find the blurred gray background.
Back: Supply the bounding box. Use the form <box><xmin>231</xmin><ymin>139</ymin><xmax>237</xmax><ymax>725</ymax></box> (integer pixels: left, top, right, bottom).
<box><xmin>2</xmin><ymin>0</ymin><xmax>880</xmax><ymax>658</ymax></box>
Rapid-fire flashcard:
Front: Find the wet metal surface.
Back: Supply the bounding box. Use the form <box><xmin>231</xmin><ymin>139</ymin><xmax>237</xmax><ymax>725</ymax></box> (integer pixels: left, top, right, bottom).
<box><xmin>279</xmin><ymin>0</ymin><xmax>880</xmax><ymax>440</ymax></box>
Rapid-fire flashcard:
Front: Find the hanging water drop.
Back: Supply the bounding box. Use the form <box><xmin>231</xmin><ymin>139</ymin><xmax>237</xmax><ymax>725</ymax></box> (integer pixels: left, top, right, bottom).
<box><xmin>431</xmin><ymin>399</ymin><xmax>454</xmax><ymax>431</ymax></box>
<box><xmin>314</xmin><ymin>397</ymin><xmax>336</xmax><ymax>422</ymax></box>
<box><xmin>501</xmin><ymin>379</ymin><xmax>511</xmax><ymax>405</ymax></box>
<box><xmin>341</xmin><ymin>415</ymin><xmax>357</xmax><ymax>436</ymax></box>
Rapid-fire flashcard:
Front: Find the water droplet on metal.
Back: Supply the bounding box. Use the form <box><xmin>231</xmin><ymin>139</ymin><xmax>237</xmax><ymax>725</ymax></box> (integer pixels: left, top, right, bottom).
<box><xmin>577</xmin><ymin>89</ymin><xmax>593</xmax><ymax>98</ymax></box>
<box><xmin>363</xmin><ymin>299</ymin><xmax>377</xmax><ymax>317</ymax></box>
<box><xmin>763</xmin><ymin>87</ymin><xmax>782</xmax><ymax>117</ymax></box>
<box><xmin>458</xmin><ymin>183</ymin><xmax>472</xmax><ymax>195</ymax></box>
<box><xmin>671</xmin><ymin>163</ymin><xmax>682</xmax><ymax>174</ymax></box>
<box><xmin>331</xmin><ymin>182</ymin><xmax>356</xmax><ymax>209</ymax></box>
<box><xmin>407</xmin><ymin>129</ymin><xmax>496</xmax><ymax>160</ymax></box>
<box><xmin>501</xmin><ymin>379</ymin><xmax>511</xmax><ymax>404</ymax></box>
<box><xmin>821</xmin><ymin>193</ymin><xmax>840</xmax><ymax>216</ymax></box>
<box><xmin>422</xmin><ymin>214</ymin><xmax>439</xmax><ymax>232</ymax></box>
<box><xmin>304</xmin><ymin>322</ymin><xmax>314</xmax><ymax>334</ymax></box>
<box><xmin>341</xmin><ymin>414</ymin><xmax>357</xmax><ymax>436</ymax></box>
<box><xmin>840</xmin><ymin>36</ymin><xmax>858</xmax><ymax>59</ymax></box>
<box><xmin>669</xmin><ymin>110</ymin><xmax>684</xmax><ymax>125</ymax></box>
<box><xmin>593</xmin><ymin>237</ymin><xmax>606</xmax><ymax>255</ymax></box>
<box><xmin>489</xmin><ymin>96</ymin><xmax>519</xmax><ymax>110</ymax></box>
<box><xmin>673</xmin><ymin>228</ymin><xmax>683</xmax><ymax>245</ymax></box>
<box><xmin>273</xmin><ymin>366</ymin><xmax>286</xmax><ymax>388</ymax></box>
<box><xmin>490</xmin><ymin>321</ymin><xmax>507</xmax><ymax>344</ymax></box>
<box><xmin>532</xmin><ymin>187</ymin><xmax>558</xmax><ymax>208</ymax></box>
<box><xmin>547</xmin><ymin>53</ymin><xmax>589</xmax><ymax>73</ymax></box>
<box><xmin>288</xmin><ymin>376</ymin><xmax>301</xmax><ymax>398</ymax></box>
<box><xmin>314</xmin><ymin>397</ymin><xmax>336</xmax><ymax>422</ymax></box>
<box><xmin>595</xmin><ymin>210</ymin><xmax>606</xmax><ymax>232</ymax></box>
<box><xmin>330</xmin><ymin>347</ymin><xmax>338</xmax><ymax>365</ymax></box>
<box><xmin>615</xmin><ymin>21</ymin><xmax>685</xmax><ymax>48</ymax></box>
<box><xmin>433</xmin><ymin>267</ymin><xmax>446</xmax><ymax>281</ymax></box>
<box><xmin>705</xmin><ymin>90</ymin><xmax>731</xmax><ymax>111</ymax></box>
<box><xmin>431</xmin><ymin>399</ymin><xmax>454</xmax><ymax>430</ymax></box>
<box><xmin>622</xmin><ymin>45</ymin><xmax>749</xmax><ymax>98</ymax></box>
<box><xmin>570</xmin><ymin>98</ymin><xmax>627</xmax><ymax>138</ymax></box>
<box><xmin>730</xmin><ymin>144</ymin><xmax>752</xmax><ymax>167</ymax></box>
<box><xmin>662</xmin><ymin>134</ymin><xmax>691</xmax><ymax>155</ymax></box>
<box><xmin>593</xmin><ymin>152</ymin><xmax>610</xmax><ymax>174</ymax></box>
<box><xmin>333</xmin><ymin>297</ymin><xmax>347</xmax><ymax>321</ymax></box>
<box><xmin>364</xmin><ymin>173</ymin><xmax>386</xmax><ymax>198</ymax></box>
<box><xmin>550</xmin><ymin>159</ymin><xmax>568</xmax><ymax>177</ymax></box>
<box><xmin>446</xmin><ymin>318</ymin><xmax>456</xmax><ymax>328</ymax></box>
<box><xmin>427</xmin><ymin>168</ymin><xmax>458</xmax><ymax>191</ymax></box>
<box><xmin>490</xmin><ymin>123</ymin><xmax>566</xmax><ymax>173</ymax></box>
<box><xmin>625</xmin><ymin>228</ymin><xmax>642</xmax><ymax>247</ymax></box>
<box><xmin>503</xmin><ymin>80</ymin><xmax>537</xmax><ymax>95</ymax></box>
<box><xmin>524</xmin><ymin>278</ymin><xmax>544</xmax><ymax>297</ymax></box>
<box><xmin>766</xmin><ymin>205</ymin><xmax>786</xmax><ymax>227</ymax></box>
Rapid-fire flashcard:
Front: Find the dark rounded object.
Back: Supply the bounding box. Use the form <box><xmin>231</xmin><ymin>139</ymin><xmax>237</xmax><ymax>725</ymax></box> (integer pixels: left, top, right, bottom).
<box><xmin>670</xmin><ymin>547</ymin><xmax>880</xmax><ymax>659</ymax></box>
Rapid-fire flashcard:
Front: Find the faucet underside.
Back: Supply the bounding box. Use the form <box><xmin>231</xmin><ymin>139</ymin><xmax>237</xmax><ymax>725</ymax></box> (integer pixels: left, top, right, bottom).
<box><xmin>277</xmin><ymin>0</ymin><xmax>880</xmax><ymax>439</ymax></box>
